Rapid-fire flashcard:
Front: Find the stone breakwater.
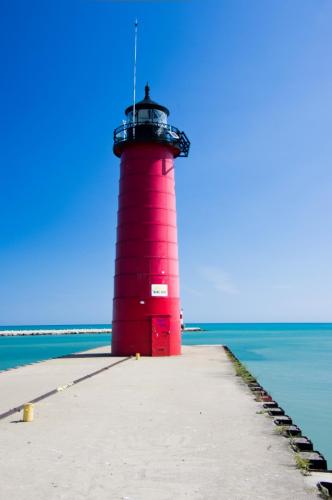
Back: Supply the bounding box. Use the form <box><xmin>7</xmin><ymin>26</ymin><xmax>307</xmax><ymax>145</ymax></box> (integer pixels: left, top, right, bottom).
<box><xmin>0</xmin><ymin>327</ymin><xmax>202</xmax><ymax>336</ymax></box>
<box><xmin>0</xmin><ymin>328</ymin><xmax>112</xmax><ymax>337</ymax></box>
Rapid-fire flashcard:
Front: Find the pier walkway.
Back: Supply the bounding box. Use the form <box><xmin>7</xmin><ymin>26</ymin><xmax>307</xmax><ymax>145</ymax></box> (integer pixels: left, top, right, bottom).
<box><xmin>0</xmin><ymin>346</ymin><xmax>317</xmax><ymax>499</ymax></box>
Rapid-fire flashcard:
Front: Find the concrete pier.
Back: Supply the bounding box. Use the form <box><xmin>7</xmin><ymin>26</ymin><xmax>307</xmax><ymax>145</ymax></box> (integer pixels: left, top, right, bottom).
<box><xmin>0</xmin><ymin>346</ymin><xmax>317</xmax><ymax>499</ymax></box>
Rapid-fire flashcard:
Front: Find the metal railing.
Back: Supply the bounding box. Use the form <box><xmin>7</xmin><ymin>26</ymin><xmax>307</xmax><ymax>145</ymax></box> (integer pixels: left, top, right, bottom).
<box><xmin>113</xmin><ymin>121</ymin><xmax>190</xmax><ymax>157</ymax></box>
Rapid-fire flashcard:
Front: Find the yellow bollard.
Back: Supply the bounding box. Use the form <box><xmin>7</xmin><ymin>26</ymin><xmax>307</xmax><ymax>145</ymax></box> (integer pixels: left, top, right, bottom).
<box><xmin>135</xmin><ymin>353</ymin><xmax>140</xmax><ymax>360</ymax></box>
<box><xmin>23</xmin><ymin>403</ymin><xmax>34</xmax><ymax>422</ymax></box>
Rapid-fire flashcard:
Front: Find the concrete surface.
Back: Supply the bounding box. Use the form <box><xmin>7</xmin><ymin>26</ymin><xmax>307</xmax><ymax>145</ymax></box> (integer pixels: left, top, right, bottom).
<box><xmin>304</xmin><ymin>471</ymin><xmax>332</xmax><ymax>490</ymax></box>
<box><xmin>0</xmin><ymin>345</ymin><xmax>318</xmax><ymax>499</ymax></box>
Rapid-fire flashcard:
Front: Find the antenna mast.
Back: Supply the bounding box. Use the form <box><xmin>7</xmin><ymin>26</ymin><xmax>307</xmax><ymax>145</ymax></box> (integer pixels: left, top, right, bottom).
<box><xmin>133</xmin><ymin>19</ymin><xmax>138</xmax><ymax>137</ymax></box>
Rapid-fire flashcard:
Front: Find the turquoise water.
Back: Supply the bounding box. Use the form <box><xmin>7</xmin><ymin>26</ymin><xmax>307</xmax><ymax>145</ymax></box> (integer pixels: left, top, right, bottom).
<box><xmin>0</xmin><ymin>330</ymin><xmax>111</xmax><ymax>371</ymax></box>
<box><xmin>1</xmin><ymin>322</ymin><xmax>331</xmax><ymax>467</ymax></box>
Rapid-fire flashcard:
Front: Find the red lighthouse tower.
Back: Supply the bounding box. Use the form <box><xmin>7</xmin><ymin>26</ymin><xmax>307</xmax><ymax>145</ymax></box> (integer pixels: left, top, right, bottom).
<box><xmin>112</xmin><ymin>84</ymin><xmax>190</xmax><ymax>356</ymax></box>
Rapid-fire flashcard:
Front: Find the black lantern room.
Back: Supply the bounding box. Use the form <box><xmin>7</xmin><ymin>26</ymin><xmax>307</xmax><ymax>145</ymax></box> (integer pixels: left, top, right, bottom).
<box><xmin>113</xmin><ymin>84</ymin><xmax>190</xmax><ymax>158</ymax></box>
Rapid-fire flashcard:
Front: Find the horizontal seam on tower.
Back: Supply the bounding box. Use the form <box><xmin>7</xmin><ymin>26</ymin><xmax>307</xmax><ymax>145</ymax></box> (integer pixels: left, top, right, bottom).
<box><xmin>116</xmin><ymin>239</ymin><xmax>178</xmax><ymax>244</ymax></box>
<box><xmin>117</xmin><ymin>206</ymin><xmax>176</xmax><ymax>211</ymax></box>
<box><xmin>115</xmin><ymin>256</ymin><xmax>179</xmax><ymax>262</ymax></box>
<box><xmin>112</xmin><ymin>319</ymin><xmax>179</xmax><ymax>323</ymax></box>
<box><xmin>116</xmin><ymin>223</ymin><xmax>177</xmax><ymax>229</ymax></box>
<box><xmin>114</xmin><ymin>273</ymin><xmax>179</xmax><ymax>278</ymax></box>
<box><xmin>117</xmin><ymin>208</ymin><xmax>177</xmax><ymax>214</ymax></box>
<box><xmin>119</xmin><ymin>172</ymin><xmax>174</xmax><ymax>178</ymax></box>
<box><xmin>113</xmin><ymin>294</ymin><xmax>179</xmax><ymax>299</ymax></box>
<box><xmin>118</xmin><ymin>190</ymin><xmax>175</xmax><ymax>196</ymax></box>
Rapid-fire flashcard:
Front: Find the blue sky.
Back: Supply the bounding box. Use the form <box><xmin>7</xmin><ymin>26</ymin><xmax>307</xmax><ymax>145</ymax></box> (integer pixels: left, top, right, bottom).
<box><xmin>1</xmin><ymin>0</ymin><xmax>331</xmax><ymax>325</ymax></box>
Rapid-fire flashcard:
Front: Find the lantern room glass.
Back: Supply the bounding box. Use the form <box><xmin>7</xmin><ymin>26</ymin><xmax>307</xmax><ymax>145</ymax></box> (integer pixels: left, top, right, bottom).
<box><xmin>127</xmin><ymin>109</ymin><xmax>168</xmax><ymax>125</ymax></box>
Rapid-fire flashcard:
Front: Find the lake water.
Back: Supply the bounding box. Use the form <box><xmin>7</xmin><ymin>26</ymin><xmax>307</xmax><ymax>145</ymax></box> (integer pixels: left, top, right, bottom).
<box><xmin>1</xmin><ymin>322</ymin><xmax>331</xmax><ymax>467</ymax></box>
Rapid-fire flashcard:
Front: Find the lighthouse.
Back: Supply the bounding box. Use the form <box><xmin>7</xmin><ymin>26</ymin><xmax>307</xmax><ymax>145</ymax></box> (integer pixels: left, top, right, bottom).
<box><xmin>112</xmin><ymin>84</ymin><xmax>190</xmax><ymax>356</ymax></box>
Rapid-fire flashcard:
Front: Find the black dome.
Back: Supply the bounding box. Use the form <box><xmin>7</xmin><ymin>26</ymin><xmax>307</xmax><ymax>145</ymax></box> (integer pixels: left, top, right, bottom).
<box><xmin>125</xmin><ymin>84</ymin><xmax>170</xmax><ymax>116</ymax></box>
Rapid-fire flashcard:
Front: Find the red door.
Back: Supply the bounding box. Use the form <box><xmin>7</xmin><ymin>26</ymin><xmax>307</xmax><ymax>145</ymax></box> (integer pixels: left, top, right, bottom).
<box><xmin>151</xmin><ymin>316</ymin><xmax>170</xmax><ymax>356</ymax></box>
